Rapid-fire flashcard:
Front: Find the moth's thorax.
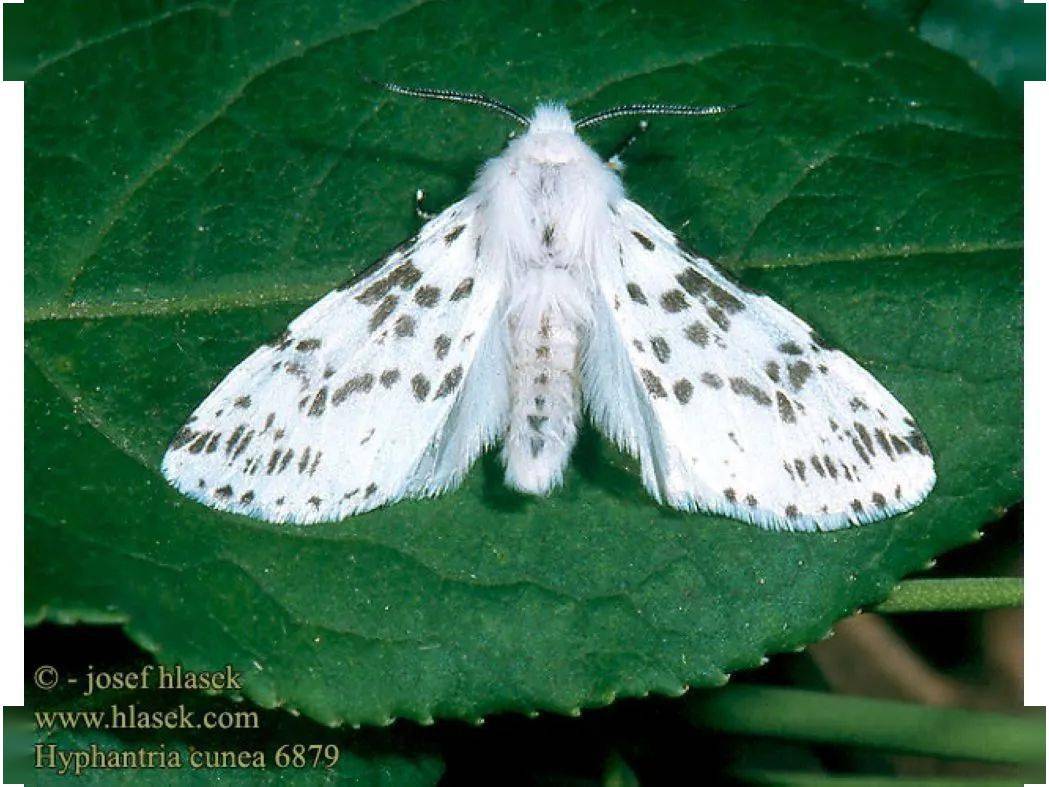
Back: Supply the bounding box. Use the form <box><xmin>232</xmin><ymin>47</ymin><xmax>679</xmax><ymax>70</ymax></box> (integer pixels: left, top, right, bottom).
<box><xmin>472</xmin><ymin>102</ymin><xmax>622</xmax><ymax>274</ymax></box>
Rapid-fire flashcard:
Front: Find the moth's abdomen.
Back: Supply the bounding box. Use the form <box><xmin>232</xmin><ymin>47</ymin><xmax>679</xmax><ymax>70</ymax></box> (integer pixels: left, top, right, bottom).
<box><xmin>502</xmin><ymin>285</ymin><xmax>582</xmax><ymax>495</ymax></box>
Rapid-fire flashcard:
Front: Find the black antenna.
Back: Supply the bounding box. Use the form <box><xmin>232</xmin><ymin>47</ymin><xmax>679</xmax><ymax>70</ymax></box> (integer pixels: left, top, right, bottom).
<box><xmin>365</xmin><ymin>78</ymin><xmax>529</xmax><ymax>126</ymax></box>
<box><xmin>574</xmin><ymin>102</ymin><xmax>746</xmax><ymax>130</ymax></box>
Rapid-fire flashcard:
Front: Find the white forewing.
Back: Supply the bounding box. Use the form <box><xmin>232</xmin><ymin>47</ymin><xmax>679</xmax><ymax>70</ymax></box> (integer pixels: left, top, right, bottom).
<box><xmin>162</xmin><ymin>199</ymin><xmax>510</xmax><ymax>523</ymax></box>
<box><xmin>584</xmin><ymin>199</ymin><xmax>935</xmax><ymax>531</ymax></box>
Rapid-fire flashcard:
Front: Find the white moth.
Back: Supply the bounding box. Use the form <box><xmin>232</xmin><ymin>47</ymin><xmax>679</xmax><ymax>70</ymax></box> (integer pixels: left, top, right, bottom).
<box><xmin>162</xmin><ymin>82</ymin><xmax>936</xmax><ymax>530</ymax></box>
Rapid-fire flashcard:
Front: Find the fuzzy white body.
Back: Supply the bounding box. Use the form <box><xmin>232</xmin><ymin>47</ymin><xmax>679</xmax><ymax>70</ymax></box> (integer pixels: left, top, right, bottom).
<box><xmin>162</xmin><ymin>104</ymin><xmax>935</xmax><ymax>529</ymax></box>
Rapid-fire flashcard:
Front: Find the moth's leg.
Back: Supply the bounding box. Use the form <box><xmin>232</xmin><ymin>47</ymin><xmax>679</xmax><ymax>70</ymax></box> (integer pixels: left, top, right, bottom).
<box><xmin>414</xmin><ymin>189</ymin><xmax>437</xmax><ymax>221</ymax></box>
<box><xmin>606</xmin><ymin>120</ymin><xmax>649</xmax><ymax>172</ymax></box>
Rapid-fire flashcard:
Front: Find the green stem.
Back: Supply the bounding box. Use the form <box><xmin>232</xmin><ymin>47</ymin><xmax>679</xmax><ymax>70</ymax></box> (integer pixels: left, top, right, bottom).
<box><xmin>875</xmin><ymin>578</ymin><xmax>1023</xmax><ymax>613</ymax></box>
<box><xmin>734</xmin><ymin>770</ymin><xmax>1023</xmax><ymax>786</ymax></box>
<box><xmin>685</xmin><ymin>686</ymin><xmax>1044</xmax><ymax>765</ymax></box>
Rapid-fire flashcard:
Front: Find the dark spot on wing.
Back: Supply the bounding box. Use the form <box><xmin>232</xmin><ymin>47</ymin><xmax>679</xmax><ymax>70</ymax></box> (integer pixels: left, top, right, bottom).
<box><xmin>365</xmin><ymin>483</ymin><xmax>377</xmax><ymax>497</ymax></box>
<box><xmin>444</xmin><ymin>224</ymin><xmax>466</xmax><ymax>244</ymax></box>
<box><xmin>764</xmin><ymin>361</ymin><xmax>780</xmax><ymax>383</ymax></box>
<box><xmin>542</xmin><ymin>224</ymin><xmax>555</xmax><ymax>246</ymax></box>
<box><xmin>785</xmin><ymin>505</ymin><xmax>799</xmax><ymax>519</ymax></box>
<box><xmin>415</xmin><ymin>286</ymin><xmax>441</xmax><ymax>307</ymax></box>
<box><xmin>724</xmin><ymin>488</ymin><xmax>737</xmax><ymax>503</ymax></box>
<box><xmin>434</xmin><ymin>334</ymin><xmax>452</xmax><ymax>360</ymax></box>
<box><xmin>234</xmin><ymin>395</ymin><xmax>252</xmax><ymax>409</ymax></box>
<box><xmin>355</xmin><ymin>260</ymin><xmax>423</xmax><ymax>302</ymax></box>
<box><xmin>279</xmin><ymin>449</ymin><xmax>294</xmax><ymax>472</ymax></box>
<box><xmin>673</xmin><ymin>379</ymin><xmax>693</xmax><ymax>404</ymax></box>
<box><xmin>872</xmin><ymin>492</ymin><xmax>887</xmax><ymax>509</ymax></box>
<box><xmin>332</xmin><ymin>373</ymin><xmax>375</xmax><ymax>405</ymax></box>
<box><xmin>631</xmin><ymin>230</ymin><xmax>655</xmax><ymax>250</ymax></box>
<box><xmin>660</xmin><ymin>290</ymin><xmax>688</xmax><ymax>312</ymax></box>
<box><xmin>683</xmin><ymin>321</ymin><xmax>709</xmax><ymax>347</ymax></box>
<box><xmin>640</xmin><ymin>369</ymin><xmax>667</xmax><ymax>398</ymax></box>
<box><xmin>729</xmin><ymin>377</ymin><xmax>771</xmax><ymax>406</ymax></box>
<box><xmin>793</xmin><ymin>459</ymin><xmax>807</xmax><ymax>482</ymax></box>
<box><xmin>434</xmin><ymin>365</ymin><xmax>463</xmax><ymax>398</ymax></box>
<box><xmin>370</xmin><ymin>295</ymin><xmax>398</xmax><ymax>331</ymax></box>
<box><xmin>706</xmin><ymin>305</ymin><xmax>729</xmax><ymax>331</ymax></box>
<box><xmin>267</xmin><ymin>449</ymin><xmax>281</xmax><ymax>474</ymax></box>
<box><xmin>787</xmin><ymin>361</ymin><xmax>812</xmax><ymax>390</ymax></box>
<box><xmin>854</xmin><ymin>422</ymin><xmax>875</xmax><ymax>456</ymax></box>
<box><xmin>215</xmin><ymin>485</ymin><xmax>233</xmax><ymax>500</ymax></box>
<box><xmin>224</xmin><ymin>426</ymin><xmax>245</xmax><ymax>456</ymax></box>
<box><xmin>450</xmin><ymin>277</ymin><xmax>474</xmax><ymax>300</ymax></box>
<box><xmin>851</xmin><ymin>499</ymin><xmax>863</xmax><ymax>513</ymax></box>
<box><xmin>676</xmin><ymin>268</ymin><xmax>744</xmax><ymax>313</ymax></box>
<box><xmin>267</xmin><ymin>330</ymin><xmax>293</xmax><ymax>350</ymax></box>
<box><xmin>232</xmin><ymin>430</ymin><xmax>254</xmax><ymax>460</ymax></box>
<box><xmin>627</xmin><ymin>282</ymin><xmax>648</xmax><ymax>305</ymax></box>
<box><xmin>188</xmin><ymin>432</ymin><xmax>210</xmax><ymax>454</ymax></box>
<box><xmin>775</xmin><ymin>391</ymin><xmax>796</xmax><ymax>423</ymax></box>
<box><xmin>307</xmin><ymin>387</ymin><xmax>328</xmax><ymax>417</ymax></box>
<box><xmin>701</xmin><ymin>372</ymin><xmax>723</xmax><ymax>389</ymax></box>
<box><xmin>171</xmin><ymin>427</ymin><xmax>195</xmax><ymax>450</ymax></box>
<box><xmin>810</xmin><ymin>455</ymin><xmax>826</xmax><ymax>477</ymax></box>
<box><xmin>824</xmin><ymin>456</ymin><xmax>838</xmax><ymax>479</ymax></box>
<box><xmin>412</xmin><ymin>373</ymin><xmax>431</xmax><ymax>400</ymax></box>
<box><xmin>906</xmin><ymin>428</ymin><xmax>930</xmax><ymax>456</ymax></box>
<box><xmin>778</xmin><ymin>341</ymin><xmax>804</xmax><ymax>355</ymax></box>
<box><xmin>240</xmin><ymin>491</ymin><xmax>254</xmax><ymax>504</ymax></box>
<box><xmin>530</xmin><ymin>437</ymin><xmax>545</xmax><ymax>458</ymax></box>
<box><xmin>851</xmin><ymin>436</ymin><xmax>872</xmax><ymax>466</ymax></box>
<box><xmin>380</xmin><ymin>369</ymin><xmax>401</xmax><ymax>388</ymax></box>
<box><xmin>875</xmin><ymin>428</ymin><xmax>894</xmax><ymax>458</ymax></box>
<box><xmin>394</xmin><ymin>314</ymin><xmax>416</xmax><ymax>338</ymax></box>
<box><xmin>296</xmin><ymin>338</ymin><xmax>321</xmax><ymax>352</ymax></box>
<box><xmin>650</xmin><ymin>336</ymin><xmax>671</xmax><ymax>363</ymax></box>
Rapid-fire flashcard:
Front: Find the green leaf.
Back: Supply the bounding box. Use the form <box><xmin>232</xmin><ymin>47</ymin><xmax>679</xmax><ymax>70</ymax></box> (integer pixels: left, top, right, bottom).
<box><xmin>918</xmin><ymin>0</ymin><xmax>1046</xmax><ymax>107</ymax></box>
<box><xmin>19</xmin><ymin>0</ymin><xmax>1020</xmax><ymax>726</ymax></box>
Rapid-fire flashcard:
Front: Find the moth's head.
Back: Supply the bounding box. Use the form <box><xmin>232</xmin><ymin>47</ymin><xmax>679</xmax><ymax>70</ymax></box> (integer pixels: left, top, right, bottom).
<box><xmin>527</xmin><ymin>103</ymin><xmax>575</xmax><ymax>134</ymax></box>
<box><xmin>516</xmin><ymin>103</ymin><xmax>589</xmax><ymax>165</ymax></box>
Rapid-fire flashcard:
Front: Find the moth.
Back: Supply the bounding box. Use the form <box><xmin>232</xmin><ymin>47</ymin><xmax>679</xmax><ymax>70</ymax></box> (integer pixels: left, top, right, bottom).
<box><xmin>162</xmin><ymin>82</ymin><xmax>936</xmax><ymax>529</ymax></box>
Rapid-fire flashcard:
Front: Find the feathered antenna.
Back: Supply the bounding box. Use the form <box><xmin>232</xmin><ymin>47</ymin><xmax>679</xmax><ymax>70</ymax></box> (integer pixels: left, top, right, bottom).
<box><xmin>364</xmin><ymin>78</ymin><xmax>530</xmax><ymax>126</ymax></box>
<box><xmin>574</xmin><ymin>102</ymin><xmax>746</xmax><ymax>130</ymax></box>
